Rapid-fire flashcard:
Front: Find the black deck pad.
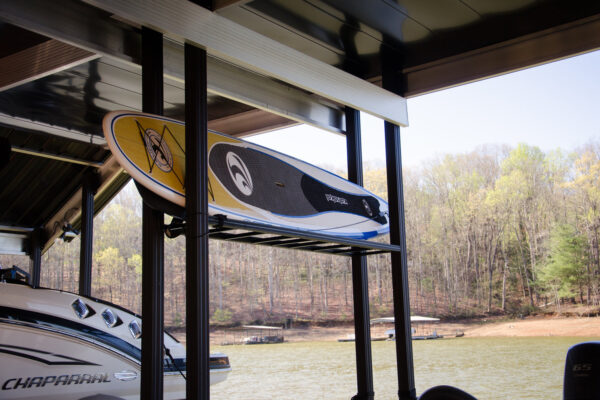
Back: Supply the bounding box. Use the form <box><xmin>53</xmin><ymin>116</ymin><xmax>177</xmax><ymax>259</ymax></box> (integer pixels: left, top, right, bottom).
<box><xmin>209</xmin><ymin>143</ymin><xmax>386</xmax><ymax>224</ymax></box>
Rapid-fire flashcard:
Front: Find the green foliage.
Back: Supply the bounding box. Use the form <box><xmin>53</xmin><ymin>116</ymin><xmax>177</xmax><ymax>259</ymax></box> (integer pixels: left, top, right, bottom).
<box><xmin>420</xmin><ymin>277</ymin><xmax>434</xmax><ymax>292</ymax></box>
<box><xmin>501</xmin><ymin>143</ymin><xmax>545</xmax><ymax>177</ymax></box>
<box><xmin>369</xmin><ymin>303</ymin><xmax>389</xmax><ymax>317</ymax></box>
<box><xmin>539</xmin><ymin>224</ymin><xmax>588</xmax><ymax>301</ymax></box>
<box><xmin>212</xmin><ymin>308</ymin><xmax>233</xmax><ymax>324</ymax></box>
<box><xmin>94</xmin><ymin>247</ymin><xmax>125</xmax><ymax>283</ymax></box>
<box><xmin>128</xmin><ymin>253</ymin><xmax>142</xmax><ymax>284</ymax></box>
<box><xmin>567</xmin><ymin>148</ymin><xmax>600</xmax><ymax>225</ymax></box>
<box><xmin>37</xmin><ymin>141</ymin><xmax>600</xmax><ymax>324</ymax></box>
<box><xmin>505</xmin><ymin>300</ymin><xmax>536</xmax><ymax>318</ymax></box>
<box><xmin>172</xmin><ymin>313</ymin><xmax>184</xmax><ymax>327</ymax></box>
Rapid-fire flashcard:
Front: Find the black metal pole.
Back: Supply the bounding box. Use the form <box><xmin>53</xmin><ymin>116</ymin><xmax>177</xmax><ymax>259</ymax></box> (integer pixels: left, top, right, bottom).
<box><xmin>29</xmin><ymin>228</ymin><xmax>42</xmax><ymax>288</ymax></box>
<box><xmin>346</xmin><ymin>107</ymin><xmax>374</xmax><ymax>400</ymax></box>
<box><xmin>381</xmin><ymin>48</ymin><xmax>416</xmax><ymax>400</ymax></box>
<box><xmin>385</xmin><ymin>122</ymin><xmax>416</xmax><ymax>400</ymax></box>
<box><xmin>141</xmin><ymin>26</ymin><xmax>165</xmax><ymax>400</ymax></box>
<box><xmin>79</xmin><ymin>171</ymin><xmax>97</xmax><ymax>297</ymax></box>
<box><xmin>185</xmin><ymin>42</ymin><xmax>210</xmax><ymax>400</ymax></box>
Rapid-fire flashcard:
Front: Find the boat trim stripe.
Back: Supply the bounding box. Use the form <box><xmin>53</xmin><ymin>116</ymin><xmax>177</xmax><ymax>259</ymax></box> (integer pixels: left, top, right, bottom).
<box><xmin>0</xmin><ymin>343</ymin><xmax>100</xmax><ymax>366</ymax></box>
<box><xmin>0</xmin><ymin>306</ymin><xmax>228</xmax><ymax>372</ymax></box>
<box><xmin>0</xmin><ymin>306</ymin><xmax>141</xmax><ymax>362</ymax></box>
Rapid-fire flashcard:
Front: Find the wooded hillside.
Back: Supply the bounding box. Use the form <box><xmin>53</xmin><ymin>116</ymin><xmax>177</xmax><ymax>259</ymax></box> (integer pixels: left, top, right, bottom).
<box><xmin>2</xmin><ymin>142</ymin><xmax>599</xmax><ymax>326</ymax></box>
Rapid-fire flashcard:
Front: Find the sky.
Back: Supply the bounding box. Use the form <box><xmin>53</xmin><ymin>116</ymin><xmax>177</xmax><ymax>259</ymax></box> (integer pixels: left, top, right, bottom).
<box><xmin>248</xmin><ymin>49</ymin><xmax>600</xmax><ymax>171</ymax></box>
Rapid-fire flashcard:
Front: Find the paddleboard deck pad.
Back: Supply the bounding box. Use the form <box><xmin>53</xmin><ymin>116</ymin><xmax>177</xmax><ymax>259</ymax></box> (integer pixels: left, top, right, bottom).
<box><xmin>103</xmin><ymin>111</ymin><xmax>389</xmax><ymax>239</ymax></box>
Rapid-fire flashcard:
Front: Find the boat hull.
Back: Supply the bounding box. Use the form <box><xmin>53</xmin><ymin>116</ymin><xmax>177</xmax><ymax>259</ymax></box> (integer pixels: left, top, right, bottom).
<box><xmin>0</xmin><ymin>282</ymin><xmax>230</xmax><ymax>399</ymax></box>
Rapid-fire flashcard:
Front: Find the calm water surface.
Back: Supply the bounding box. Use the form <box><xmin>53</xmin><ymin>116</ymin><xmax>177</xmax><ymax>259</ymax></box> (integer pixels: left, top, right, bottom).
<box><xmin>210</xmin><ymin>337</ymin><xmax>598</xmax><ymax>400</ymax></box>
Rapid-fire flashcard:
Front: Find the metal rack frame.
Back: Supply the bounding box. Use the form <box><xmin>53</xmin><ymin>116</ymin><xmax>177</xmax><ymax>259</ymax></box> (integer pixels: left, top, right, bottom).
<box><xmin>205</xmin><ymin>215</ymin><xmax>400</xmax><ymax>256</ymax></box>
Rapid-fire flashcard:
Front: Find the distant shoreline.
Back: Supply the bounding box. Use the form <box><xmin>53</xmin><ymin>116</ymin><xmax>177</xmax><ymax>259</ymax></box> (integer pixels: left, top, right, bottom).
<box><xmin>446</xmin><ymin>315</ymin><xmax>600</xmax><ymax>338</ymax></box>
<box><xmin>171</xmin><ymin>315</ymin><xmax>600</xmax><ymax>346</ymax></box>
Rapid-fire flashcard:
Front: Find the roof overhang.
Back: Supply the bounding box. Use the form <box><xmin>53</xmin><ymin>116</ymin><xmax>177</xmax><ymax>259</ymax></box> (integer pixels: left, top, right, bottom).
<box><xmin>0</xmin><ymin>0</ymin><xmax>350</xmax><ymax>135</ymax></box>
<box><xmin>1</xmin><ymin>0</ymin><xmax>599</xmax><ymax>257</ymax></box>
<box><xmin>81</xmin><ymin>0</ymin><xmax>408</xmax><ymax>127</ymax></box>
<box><xmin>400</xmin><ymin>14</ymin><xmax>600</xmax><ymax>96</ymax></box>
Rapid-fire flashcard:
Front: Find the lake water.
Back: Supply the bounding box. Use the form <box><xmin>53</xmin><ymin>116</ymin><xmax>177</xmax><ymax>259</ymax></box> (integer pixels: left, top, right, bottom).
<box><xmin>210</xmin><ymin>337</ymin><xmax>598</xmax><ymax>399</ymax></box>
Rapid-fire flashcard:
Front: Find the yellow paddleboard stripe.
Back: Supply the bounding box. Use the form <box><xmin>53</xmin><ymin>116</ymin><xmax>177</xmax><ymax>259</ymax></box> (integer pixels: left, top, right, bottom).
<box><xmin>110</xmin><ymin>112</ymin><xmax>251</xmax><ymax>213</ymax></box>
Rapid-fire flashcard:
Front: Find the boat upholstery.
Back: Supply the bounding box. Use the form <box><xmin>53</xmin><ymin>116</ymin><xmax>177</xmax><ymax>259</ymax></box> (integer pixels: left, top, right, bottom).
<box><xmin>419</xmin><ymin>385</ymin><xmax>477</xmax><ymax>400</ymax></box>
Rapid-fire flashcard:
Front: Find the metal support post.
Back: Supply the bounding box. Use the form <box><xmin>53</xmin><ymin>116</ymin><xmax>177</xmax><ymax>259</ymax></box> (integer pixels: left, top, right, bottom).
<box><xmin>381</xmin><ymin>49</ymin><xmax>416</xmax><ymax>400</ymax></box>
<box><xmin>385</xmin><ymin>123</ymin><xmax>416</xmax><ymax>400</ymax></box>
<box><xmin>346</xmin><ymin>107</ymin><xmax>374</xmax><ymax>400</ymax></box>
<box><xmin>185</xmin><ymin>42</ymin><xmax>210</xmax><ymax>400</ymax></box>
<box><xmin>79</xmin><ymin>171</ymin><xmax>97</xmax><ymax>297</ymax></box>
<box><xmin>141</xmin><ymin>26</ymin><xmax>165</xmax><ymax>400</ymax></box>
<box><xmin>29</xmin><ymin>228</ymin><xmax>42</xmax><ymax>288</ymax></box>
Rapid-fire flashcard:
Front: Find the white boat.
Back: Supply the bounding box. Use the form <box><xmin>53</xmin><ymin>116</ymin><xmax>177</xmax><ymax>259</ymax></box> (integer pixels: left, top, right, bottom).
<box><xmin>0</xmin><ymin>272</ymin><xmax>230</xmax><ymax>399</ymax></box>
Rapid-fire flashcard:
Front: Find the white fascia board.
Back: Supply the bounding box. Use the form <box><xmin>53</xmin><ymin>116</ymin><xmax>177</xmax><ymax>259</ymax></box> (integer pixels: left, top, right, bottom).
<box><xmin>162</xmin><ymin>40</ymin><xmax>345</xmax><ymax>134</ymax></box>
<box><xmin>82</xmin><ymin>0</ymin><xmax>408</xmax><ymax>127</ymax></box>
<box><xmin>0</xmin><ymin>232</ymin><xmax>28</xmax><ymax>255</ymax></box>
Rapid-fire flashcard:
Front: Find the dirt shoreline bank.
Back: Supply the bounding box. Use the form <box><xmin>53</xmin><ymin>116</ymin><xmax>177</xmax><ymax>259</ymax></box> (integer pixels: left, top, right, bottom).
<box><xmin>170</xmin><ymin>315</ymin><xmax>600</xmax><ymax>346</ymax></box>
<box><xmin>168</xmin><ymin>316</ymin><xmax>600</xmax><ymax>346</ymax></box>
<box><xmin>447</xmin><ymin>315</ymin><xmax>600</xmax><ymax>338</ymax></box>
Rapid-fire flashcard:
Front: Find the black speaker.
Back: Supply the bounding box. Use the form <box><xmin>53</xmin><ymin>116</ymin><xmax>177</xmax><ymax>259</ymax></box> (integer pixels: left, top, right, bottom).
<box><xmin>564</xmin><ymin>342</ymin><xmax>600</xmax><ymax>400</ymax></box>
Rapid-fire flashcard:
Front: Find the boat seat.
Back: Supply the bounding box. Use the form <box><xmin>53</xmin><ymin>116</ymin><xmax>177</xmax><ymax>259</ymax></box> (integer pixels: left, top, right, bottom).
<box><xmin>419</xmin><ymin>385</ymin><xmax>477</xmax><ymax>400</ymax></box>
<box><xmin>564</xmin><ymin>341</ymin><xmax>600</xmax><ymax>400</ymax></box>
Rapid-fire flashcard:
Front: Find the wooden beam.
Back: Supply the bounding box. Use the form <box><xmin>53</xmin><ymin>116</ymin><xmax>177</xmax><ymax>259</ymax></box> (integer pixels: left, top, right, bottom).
<box><xmin>208</xmin><ymin>109</ymin><xmax>297</xmax><ymax>137</ymax></box>
<box><xmin>0</xmin><ymin>39</ymin><xmax>97</xmax><ymax>92</ymax></box>
<box><xmin>0</xmin><ymin>0</ymin><xmax>346</xmax><ymax>133</ymax></box>
<box><xmin>42</xmin><ymin>156</ymin><xmax>124</xmax><ymax>252</ymax></box>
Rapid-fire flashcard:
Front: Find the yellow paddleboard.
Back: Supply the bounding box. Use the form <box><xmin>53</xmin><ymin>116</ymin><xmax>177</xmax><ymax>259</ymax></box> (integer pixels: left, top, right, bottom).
<box><xmin>103</xmin><ymin>111</ymin><xmax>388</xmax><ymax>239</ymax></box>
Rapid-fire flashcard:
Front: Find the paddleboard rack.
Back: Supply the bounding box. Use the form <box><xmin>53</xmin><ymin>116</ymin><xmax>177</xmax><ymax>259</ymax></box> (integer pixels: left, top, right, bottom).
<box><xmin>205</xmin><ymin>216</ymin><xmax>400</xmax><ymax>256</ymax></box>
<box><xmin>164</xmin><ymin>215</ymin><xmax>399</xmax><ymax>256</ymax></box>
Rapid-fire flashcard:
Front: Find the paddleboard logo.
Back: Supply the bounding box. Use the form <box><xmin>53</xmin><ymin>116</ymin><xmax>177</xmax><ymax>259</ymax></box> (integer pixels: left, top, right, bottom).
<box><xmin>143</xmin><ymin>128</ymin><xmax>173</xmax><ymax>173</ymax></box>
<box><xmin>226</xmin><ymin>151</ymin><xmax>253</xmax><ymax>196</ymax></box>
<box><xmin>325</xmin><ymin>193</ymin><xmax>348</xmax><ymax>206</ymax></box>
<box><xmin>362</xmin><ymin>199</ymin><xmax>373</xmax><ymax>217</ymax></box>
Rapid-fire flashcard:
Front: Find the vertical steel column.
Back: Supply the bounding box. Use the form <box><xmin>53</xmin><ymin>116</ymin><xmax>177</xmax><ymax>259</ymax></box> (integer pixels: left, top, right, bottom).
<box><xmin>385</xmin><ymin>124</ymin><xmax>415</xmax><ymax>400</ymax></box>
<box><xmin>381</xmin><ymin>49</ymin><xmax>416</xmax><ymax>400</ymax></box>
<box><xmin>29</xmin><ymin>228</ymin><xmax>42</xmax><ymax>288</ymax></box>
<box><xmin>141</xmin><ymin>26</ymin><xmax>165</xmax><ymax>400</ymax></box>
<box><xmin>79</xmin><ymin>171</ymin><xmax>96</xmax><ymax>297</ymax></box>
<box><xmin>346</xmin><ymin>107</ymin><xmax>374</xmax><ymax>400</ymax></box>
<box><xmin>185</xmin><ymin>42</ymin><xmax>210</xmax><ymax>400</ymax></box>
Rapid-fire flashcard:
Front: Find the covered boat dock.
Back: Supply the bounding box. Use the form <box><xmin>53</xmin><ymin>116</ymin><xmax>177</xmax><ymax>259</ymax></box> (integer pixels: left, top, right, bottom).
<box><xmin>1</xmin><ymin>1</ymin><xmax>600</xmax><ymax>399</ymax></box>
<box><xmin>228</xmin><ymin>325</ymin><xmax>284</xmax><ymax>345</ymax></box>
<box><xmin>371</xmin><ymin>316</ymin><xmax>448</xmax><ymax>340</ymax></box>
